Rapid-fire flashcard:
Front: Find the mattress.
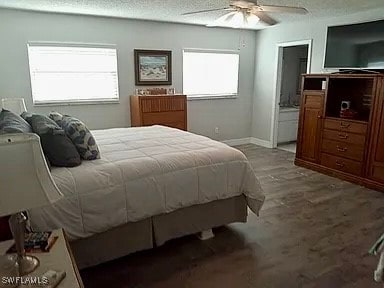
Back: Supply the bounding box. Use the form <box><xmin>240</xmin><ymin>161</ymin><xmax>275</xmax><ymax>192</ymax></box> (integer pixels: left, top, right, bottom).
<box><xmin>28</xmin><ymin>126</ymin><xmax>265</xmax><ymax>240</ymax></box>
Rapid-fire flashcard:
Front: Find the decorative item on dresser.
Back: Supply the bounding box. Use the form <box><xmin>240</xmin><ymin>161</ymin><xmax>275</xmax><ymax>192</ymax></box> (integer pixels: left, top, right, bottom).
<box><xmin>130</xmin><ymin>94</ymin><xmax>187</xmax><ymax>130</ymax></box>
<box><xmin>295</xmin><ymin>73</ymin><xmax>384</xmax><ymax>191</ymax></box>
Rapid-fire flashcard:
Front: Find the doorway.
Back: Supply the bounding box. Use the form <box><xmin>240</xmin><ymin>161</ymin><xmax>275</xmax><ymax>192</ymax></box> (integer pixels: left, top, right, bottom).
<box><xmin>271</xmin><ymin>40</ymin><xmax>312</xmax><ymax>153</ymax></box>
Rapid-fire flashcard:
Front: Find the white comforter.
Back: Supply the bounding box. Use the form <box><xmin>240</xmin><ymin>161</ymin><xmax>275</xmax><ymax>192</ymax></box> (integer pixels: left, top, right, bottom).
<box><xmin>29</xmin><ymin>126</ymin><xmax>265</xmax><ymax>240</ymax></box>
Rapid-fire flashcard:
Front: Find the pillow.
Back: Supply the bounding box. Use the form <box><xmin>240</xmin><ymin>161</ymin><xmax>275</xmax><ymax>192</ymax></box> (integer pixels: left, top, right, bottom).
<box><xmin>23</xmin><ymin>113</ymin><xmax>65</xmax><ymax>136</ymax></box>
<box><xmin>24</xmin><ymin>113</ymin><xmax>81</xmax><ymax>167</ymax></box>
<box><xmin>40</xmin><ymin>134</ymin><xmax>81</xmax><ymax>167</ymax></box>
<box><xmin>61</xmin><ymin>116</ymin><xmax>100</xmax><ymax>160</ymax></box>
<box><xmin>20</xmin><ymin>111</ymin><xmax>33</xmax><ymax>122</ymax></box>
<box><xmin>48</xmin><ymin>111</ymin><xmax>64</xmax><ymax>127</ymax></box>
<box><xmin>0</xmin><ymin>109</ymin><xmax>32</xmax><ymax>134</ymax></box>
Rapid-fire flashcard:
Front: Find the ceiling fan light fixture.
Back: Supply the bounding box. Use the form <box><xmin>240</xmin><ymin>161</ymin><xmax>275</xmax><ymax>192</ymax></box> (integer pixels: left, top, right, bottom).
<box><xmin>230</xmin><ymin>11</ymin><xmax>245</xmax><ymax>28</ymax></box>
<box><xmin>206</xmin><ymin>9</ymin><xmax>261</xmax><ymax>29</ymax></box>
<box><xmin>246</xmin><ymin>14</ymin><xmax>260</xmax><ymax>27</ymax></box>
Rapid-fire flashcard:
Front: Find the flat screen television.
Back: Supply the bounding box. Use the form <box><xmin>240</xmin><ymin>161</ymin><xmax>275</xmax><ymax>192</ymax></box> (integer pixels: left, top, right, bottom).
<box><xmin>324</xmin><ymin>19</ymin><xmax>384</xmax><ymax>70</ymax></box>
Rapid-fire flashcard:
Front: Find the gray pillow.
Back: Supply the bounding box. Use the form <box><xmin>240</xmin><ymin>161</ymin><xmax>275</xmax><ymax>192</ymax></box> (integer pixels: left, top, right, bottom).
<box><xmin>0</xmin><ymin>109</ymin><xmax>32</xmax><ymax>134</ymax></box>
<box><xmin>61</xmin><ymin>116</ymin><xmax>100</xmax><ymax>160</ymax></box>
<box><xmin>23</xmin><ymin>113</ymin><xmax>81</xmax><ymax>167</ymax></box>
<box><xmin>48</xmin><ymin>111</ymin><xmax>64</xmax><ymax>127</ymax></box>
<box><xmin>22</xmin><ymin>113</ymin><xmax>64</xmax><ymax>136</ymax></box>
<box><xmin>40</xmin><ymin>134</ymin><xmax>81</xmax><ymax>167</ymax></box>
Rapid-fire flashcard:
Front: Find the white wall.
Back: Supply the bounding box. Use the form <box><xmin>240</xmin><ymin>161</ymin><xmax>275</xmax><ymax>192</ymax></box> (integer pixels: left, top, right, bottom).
<box><xmin>0</xmin><ymin>8</ymin><xmax>257</xmax><ymax>141</ymax></box>
<box><xmin>252</xmin><ymin>8</ymin><xmax>384</xmax><ymax>143</ymax></box>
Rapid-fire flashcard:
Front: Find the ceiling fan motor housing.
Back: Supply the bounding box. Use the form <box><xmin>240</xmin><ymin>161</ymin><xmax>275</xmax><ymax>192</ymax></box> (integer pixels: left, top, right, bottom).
<box><xmin>230</xmin><ymin>0</ymin><xmax>259</xmax><ymax>10</ymax></box>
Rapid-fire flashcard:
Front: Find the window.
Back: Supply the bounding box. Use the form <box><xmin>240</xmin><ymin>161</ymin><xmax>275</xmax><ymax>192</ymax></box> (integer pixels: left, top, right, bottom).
<box><xmin>183</xmin><ymin>50</ymin><xmax>239</xmax><ymax>99</ymax></box>
<box><xmin>28</xmin><ymin>44</ymin><xmax>119</xmax><ymax>104</ymax></box>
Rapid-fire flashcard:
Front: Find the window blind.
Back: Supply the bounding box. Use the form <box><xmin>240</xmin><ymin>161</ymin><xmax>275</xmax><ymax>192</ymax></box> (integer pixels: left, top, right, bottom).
<box><xmin>28</xmin><ymin>45</ymin><xmax>119</xmax><ymax>104</ymax></box>
<box><xmin>183</xmin><ymin>50</ymin><xmax>239</xmax><ymax>99</ymax></box>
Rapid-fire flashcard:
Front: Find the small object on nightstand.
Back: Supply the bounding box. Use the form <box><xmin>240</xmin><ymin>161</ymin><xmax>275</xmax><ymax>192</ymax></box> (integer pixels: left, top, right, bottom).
<box><xmin>6</xmin><ymin>233</ymin><xmax>58</xmax><ymax>254</ymax></box>
<box><xmin>40</xmin><ymin>270</ymin><xmax>66</xmax><ymax>288</ymax></box>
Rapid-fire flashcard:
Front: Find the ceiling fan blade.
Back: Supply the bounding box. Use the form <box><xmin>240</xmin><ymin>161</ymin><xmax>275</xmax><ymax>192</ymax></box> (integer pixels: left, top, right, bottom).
<box><xmin>206</xmin><ymin>11</ymin><xmax>237</xmax><ymax>27</ymax></box>
<box><xmin>182</xmin><ymin>7</ymin><xmax>233</xmax><ymax>16</ymax></box>
<box><xmin>252</xmin><ymin>11</ymin><xmax>278</xmax><ymax>26</ymax></box>
<box><xmin>258</xmin><ymin>5</ymin><xmax>308</xmax><ymax>14</ymax></box>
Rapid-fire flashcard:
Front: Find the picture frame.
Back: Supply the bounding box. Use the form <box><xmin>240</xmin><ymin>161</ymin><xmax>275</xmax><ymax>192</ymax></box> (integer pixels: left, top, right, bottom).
<box><xmin>134</xmin><ymin>49</ymin><xmax>172</xmax><ymax>86</ymax></box>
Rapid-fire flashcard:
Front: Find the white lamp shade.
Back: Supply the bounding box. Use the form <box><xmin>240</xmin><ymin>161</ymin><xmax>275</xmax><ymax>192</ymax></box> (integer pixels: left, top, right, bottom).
<box><xmin>1</xmin><ymin>98</ymin><xmax>27</xmax><ymax>115</ymax></box>
<box><xmin>0</xmin><ymin>133</ymin><xmax>62</xmax><ymax>217</ymax></box>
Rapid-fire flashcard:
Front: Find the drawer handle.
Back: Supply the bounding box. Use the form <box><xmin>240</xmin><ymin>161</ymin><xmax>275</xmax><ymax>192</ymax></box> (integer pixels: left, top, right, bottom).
<box><xmin>340</xmin><ymin>122</ymin><xmax>351</xmax><ymax>128</ymax></box>
<box><xmin>336</xmin><ymin>161</ymin><xmax>345</xmax><ymax>168</ymax></box>
<box><xmin>338</xmin><ymin>133</ymin><xmax>348</xmax><ymax>139</ymax></box>
<box><xmin>336</xmin><ymin>146</ymin><xmax>347</xmax><ymax>152</ymax></box>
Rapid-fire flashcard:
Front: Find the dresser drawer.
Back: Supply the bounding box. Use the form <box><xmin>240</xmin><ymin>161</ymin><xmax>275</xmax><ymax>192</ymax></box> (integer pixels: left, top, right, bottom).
<box><xmin>321</xmin><ymin>139</ymin><xmax>364</xmax><ymax>161</ymax></box>
<box><xmin>321</xmin><ymin>153</ymin><xmax>362</xmax><ymax>176</ymax></box>
<box><xmin>323</xmin><ymin>118</ymin><xmax>367</xmax><ymax>134</ymax></box>
<box><xmin>140</xmin><ymin>96</ymin><xmax>186</xmax><ymax>113</ymax></box>
<box><xmin>322</xmin><ymin>129</ymin><xmax>366</xmax><ymax>146</ymax></box>
<box><xmin>142</xmin><ymin>111</ymin><xmax>185</xmax><ymax>127</ymax></box>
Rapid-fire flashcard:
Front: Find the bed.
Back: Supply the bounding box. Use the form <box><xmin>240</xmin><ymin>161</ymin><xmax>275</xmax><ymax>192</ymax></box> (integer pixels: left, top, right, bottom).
<box><xmin>28</xmin><ymin>125</ymin><xmax>265</xmax><ymax>268</ymax></box>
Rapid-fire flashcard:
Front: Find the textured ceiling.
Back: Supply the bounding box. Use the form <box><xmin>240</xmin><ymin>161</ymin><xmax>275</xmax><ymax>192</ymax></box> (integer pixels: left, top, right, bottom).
<box><xmin>0</xmin><ymin>0</ymin><xmax>383</xmax><ymax>29</ymax></box>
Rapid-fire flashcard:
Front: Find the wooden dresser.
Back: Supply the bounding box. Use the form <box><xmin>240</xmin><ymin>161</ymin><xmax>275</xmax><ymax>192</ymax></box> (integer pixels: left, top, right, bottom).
<box><xmin>130</xmin><ymin>95</ymin><xmax>187</xmax><ymax>130</ymax></box>
<box><xmin>296</xmin><ymin>73</ymin><xmax>384</xmax><ymax>191</ymax></box>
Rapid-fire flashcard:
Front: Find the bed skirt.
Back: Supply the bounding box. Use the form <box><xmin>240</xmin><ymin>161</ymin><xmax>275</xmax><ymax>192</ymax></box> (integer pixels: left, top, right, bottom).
<box><xmin>71</xmin><ymin>195</ymin><xmax>247</xmax><ymax>269</ymax></box>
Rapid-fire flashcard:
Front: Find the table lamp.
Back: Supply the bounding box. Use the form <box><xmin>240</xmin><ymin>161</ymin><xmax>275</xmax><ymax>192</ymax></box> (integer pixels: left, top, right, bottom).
<box><xmin>0</xmin><ymin>133</ymin><xmax>63</xmax><ymax>275</ymax></box>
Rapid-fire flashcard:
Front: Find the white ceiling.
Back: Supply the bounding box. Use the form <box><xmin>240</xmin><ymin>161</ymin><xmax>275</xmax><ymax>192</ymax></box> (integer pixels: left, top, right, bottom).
<box><xmin>0</xmin><ymin>0</ymin><xmax>383</xmax><ymax>29</ymax></box>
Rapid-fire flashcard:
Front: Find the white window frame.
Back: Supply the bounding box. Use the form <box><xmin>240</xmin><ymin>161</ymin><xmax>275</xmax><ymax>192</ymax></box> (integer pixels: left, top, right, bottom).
<box><xmin>182</xmin><ymin>48</ymin><xmax>240</xmax><ymax>100</ymax></box>
<box><xmin>27</xmin><ymin>42</ymin><xmax>120</xmax><ymax>106</ymax></box>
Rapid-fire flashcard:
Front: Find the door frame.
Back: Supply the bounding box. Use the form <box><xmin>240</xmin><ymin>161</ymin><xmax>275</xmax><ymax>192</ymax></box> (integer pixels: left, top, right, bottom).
<box><xmin>270</xmin><ymin>39</ymin><xmax>313</xmax><ymax>148</ymax></box>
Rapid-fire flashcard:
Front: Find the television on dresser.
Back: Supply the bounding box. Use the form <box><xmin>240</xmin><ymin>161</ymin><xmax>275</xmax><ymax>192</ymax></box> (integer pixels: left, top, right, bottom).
<box><xmin>324</xmin><ymin>19</ymin><xmax>384</xmax><ymax>70</ymax></box>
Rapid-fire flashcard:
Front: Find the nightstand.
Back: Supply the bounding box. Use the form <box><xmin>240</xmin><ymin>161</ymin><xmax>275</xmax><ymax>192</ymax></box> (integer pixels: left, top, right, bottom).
<box><xmin>0</xmin><ymin>229</ymin><xmax>83</xmax><ymax>287</ymax></box>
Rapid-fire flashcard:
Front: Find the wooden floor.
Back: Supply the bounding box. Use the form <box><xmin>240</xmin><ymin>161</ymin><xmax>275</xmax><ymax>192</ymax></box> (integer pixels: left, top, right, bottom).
<box><xmin>81</xmin><ymin>144</ymin><xmax>384</xmax><ymax>287</ymax></box>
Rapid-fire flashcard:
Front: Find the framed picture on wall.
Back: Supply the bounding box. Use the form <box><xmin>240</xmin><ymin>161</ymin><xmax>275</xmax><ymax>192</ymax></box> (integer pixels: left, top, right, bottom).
<box><xmin>134</xmin><ymin>49</ymin><xmax>172</xmax><ymax>85</ymax></box>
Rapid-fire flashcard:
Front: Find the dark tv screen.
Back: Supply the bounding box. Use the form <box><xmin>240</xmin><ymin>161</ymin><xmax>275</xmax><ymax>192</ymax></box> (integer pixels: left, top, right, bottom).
<box><xmin>324</xmin><ymin>20</ymin><xmax>384</xmax><ymax>69</ymax></box>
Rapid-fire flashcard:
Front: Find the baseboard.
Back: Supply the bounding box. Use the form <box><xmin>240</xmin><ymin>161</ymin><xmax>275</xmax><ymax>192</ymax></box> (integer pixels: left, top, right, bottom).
<box><xmin>250</xmin><ymin>137</ymin><xmax>273</xmax><ymax>148</ymax></box>
<box><xmin>222</xmin><ymin>137</ymin><xmax>273</xmax><ymax>148</ymax></box>
<box><xmin>222</xmin><ymin>138</ymin><xmax>251</xmax><ymax>146</ymax></box>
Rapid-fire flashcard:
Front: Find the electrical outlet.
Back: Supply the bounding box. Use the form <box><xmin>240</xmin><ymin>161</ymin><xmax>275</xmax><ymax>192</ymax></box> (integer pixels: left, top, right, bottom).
<box><xmin>214</xmin><ymin>127</ymin><xmax>219</xmax><ymax>134</ymax></box>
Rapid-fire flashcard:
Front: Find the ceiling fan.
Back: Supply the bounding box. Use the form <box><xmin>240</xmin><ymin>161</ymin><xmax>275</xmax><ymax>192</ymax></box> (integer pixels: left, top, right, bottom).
<box><xmin>182</xmin><ymin>0</ymin><xmax>308</xmax><ymax>28</ymax></box>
